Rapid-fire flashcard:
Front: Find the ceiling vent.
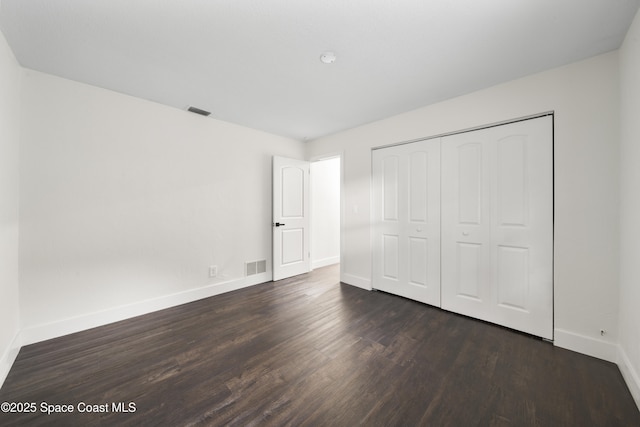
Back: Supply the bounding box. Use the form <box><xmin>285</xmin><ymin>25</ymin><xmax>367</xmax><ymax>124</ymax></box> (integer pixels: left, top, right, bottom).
<box><xmin>187</xmin><ymin>106</ymin><xmax>211</xmax><ymax>117</ymax></box>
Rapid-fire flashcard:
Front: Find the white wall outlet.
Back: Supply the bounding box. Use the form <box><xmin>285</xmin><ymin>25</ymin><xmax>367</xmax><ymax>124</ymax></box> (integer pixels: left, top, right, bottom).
<box><xmin>209</xmin><ymin>265</ymin><xmax>218</xmax><ymax>278</ymax></box>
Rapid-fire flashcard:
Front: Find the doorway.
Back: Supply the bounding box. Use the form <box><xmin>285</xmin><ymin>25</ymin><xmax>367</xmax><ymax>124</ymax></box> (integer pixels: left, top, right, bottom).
<box><xmin>310</xmin><ymin>156</ymin><xmax>341</xmax><ymax>270</ymax></box>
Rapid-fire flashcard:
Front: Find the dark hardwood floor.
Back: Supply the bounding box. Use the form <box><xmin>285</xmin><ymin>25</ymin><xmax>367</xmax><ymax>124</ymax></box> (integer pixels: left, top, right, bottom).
<box><xmin>1</xmin><ymin>264</ymin><xmax>638</xmax><ymax>426</ymax></box>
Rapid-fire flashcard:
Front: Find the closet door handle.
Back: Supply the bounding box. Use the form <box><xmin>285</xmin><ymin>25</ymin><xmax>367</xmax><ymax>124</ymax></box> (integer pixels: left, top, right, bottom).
<box><xmin>274</xmin><ymin>222</ymin><xmax>286</xmax><ymax>227</ymax></box>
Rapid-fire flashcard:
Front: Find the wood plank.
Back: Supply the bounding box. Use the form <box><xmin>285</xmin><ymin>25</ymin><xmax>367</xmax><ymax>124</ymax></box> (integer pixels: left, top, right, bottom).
<box><xmin>0</xmin><ymin>264</ymin><xmax>638</xmax><ymax>426</ymax></box>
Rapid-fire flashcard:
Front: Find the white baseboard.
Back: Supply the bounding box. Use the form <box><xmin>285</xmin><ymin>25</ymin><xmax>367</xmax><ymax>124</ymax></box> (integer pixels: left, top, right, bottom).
<box><xmin>20</xmin><ymin>272</ymin><xmax>272</xmax><ymax>346</ymax></box>
<box><xmin>312</xmin><ymin>256</ymin><xmax>340</xmax><ymax>270</ymax></box>
<box><xmin>0</xmin><ymin>331</ymin><xmax>22</xmax><ymax>390</ymax></box>
<box><xmin>553</xmin><ymin>328</ymin><xmax>618</xmax><ymax>363</ymax></box>
<box><xmin>618</xmin><ymin>345</ymin><xmax>640</xmax><ymax>411</ymax></box>
<box><xmin>340</xmin><ymin>273</ymin><xmax>372</xmax><ymax>290</ymax></box>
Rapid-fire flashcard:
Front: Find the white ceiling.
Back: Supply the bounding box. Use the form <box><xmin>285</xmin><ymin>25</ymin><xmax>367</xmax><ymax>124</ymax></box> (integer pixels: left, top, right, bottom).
<box><xmin>1</xmin><ymin>0</ymin><xmax>639</xmax><ymax>141</ymax></box>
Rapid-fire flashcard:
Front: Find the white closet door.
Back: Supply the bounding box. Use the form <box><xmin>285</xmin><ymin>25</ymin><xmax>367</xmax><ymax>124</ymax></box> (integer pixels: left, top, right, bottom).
<box><xmin>372</xmin><ymin>139</ymin><xmax>441</xmax><ymax>306</ymax></box>
<box><xmin>441</xmin><ymin>116</ymin><xmax>553</xmax><ymax>339</ymax></box>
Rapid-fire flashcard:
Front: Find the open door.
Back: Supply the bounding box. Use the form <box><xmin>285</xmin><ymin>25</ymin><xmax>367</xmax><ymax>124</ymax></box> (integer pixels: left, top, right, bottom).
<box><xmin>273</xmin><ymin>156</ymin><xmax>310</xmax><ymax>281</ymax></box>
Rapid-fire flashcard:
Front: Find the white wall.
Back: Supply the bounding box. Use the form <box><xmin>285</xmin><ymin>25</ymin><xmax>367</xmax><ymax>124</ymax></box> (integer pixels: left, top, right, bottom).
<box><xmin>307</xmin><ymin>52</ymin><xmax>621</xmax><ymax>361</ymax></box>
<box><xmin>618</xmin><ymin>8</ymin><xmax>640</xmax><ymax>408</ymax></box>
<box><xmin>310</xmin><ymin>157</ymin><xmax>340</xmax><ymax>269</ymax></box>
<box><xmin>18</xmin><ymin>70</ymin><xmax>304</xmax><ymax>342</ymax></box>
<box><xmin>0</xmin><ymin>29</ymin><xmax>22</xmax><ymax>385</ymax></box>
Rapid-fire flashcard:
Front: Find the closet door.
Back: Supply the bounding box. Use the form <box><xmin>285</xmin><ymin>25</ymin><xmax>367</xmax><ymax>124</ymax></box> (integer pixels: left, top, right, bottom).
<box><xmin>372</xmin><ymin>139</ymin><xmax>441</xmax><ymax>306</ymax></box>
<box><xmin>441</xmin><ymin>116</ymin><xmax>553</xmax><ymax>339</ymax></box>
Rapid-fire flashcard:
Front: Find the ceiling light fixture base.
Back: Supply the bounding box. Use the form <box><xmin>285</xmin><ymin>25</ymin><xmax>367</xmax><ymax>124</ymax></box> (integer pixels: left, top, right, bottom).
<box><xmin>320</xmin><ymin>51</ymin><xmax>337</xmax><ymax>64</ymax></box>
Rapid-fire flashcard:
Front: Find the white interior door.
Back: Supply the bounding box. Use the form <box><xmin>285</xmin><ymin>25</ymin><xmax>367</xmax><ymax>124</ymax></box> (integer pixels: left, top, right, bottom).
<box><xmin>273</xmin><ymin>156</ymin><xmax>310</xmax><ymax>281</ymax></box>
<box><xmin>372</xmin><ymin>139</ymin><xmax>441</xmax><ymax>306</ymax></box>
<box><xmin>441</xmin><ymin>116</ymin><xmax>553</xmax><ymax>339</ymax></box>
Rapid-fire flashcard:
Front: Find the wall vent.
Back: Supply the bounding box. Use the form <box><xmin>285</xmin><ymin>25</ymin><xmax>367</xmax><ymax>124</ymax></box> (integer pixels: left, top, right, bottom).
<box><xmin>187</xmin><ymin>106</ymin><xmax>211</xmax><ymax>116</ymax></box>
<box><xmin>246</xmin><ymin>260</ymin><xmax>267</xmax><ymax>276</ymax></box>
<box><xmin>257</xmin><ymin>260</ymin><xmax>267</xmax><ymax>274</ymax></box>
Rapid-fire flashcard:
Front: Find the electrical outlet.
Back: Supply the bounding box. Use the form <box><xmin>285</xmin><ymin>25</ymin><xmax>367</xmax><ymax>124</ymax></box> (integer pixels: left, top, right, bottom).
<box><xmin>209</xmin><ymin>265</ymin><xmax>218</xmax><ymax>278</ymax></box>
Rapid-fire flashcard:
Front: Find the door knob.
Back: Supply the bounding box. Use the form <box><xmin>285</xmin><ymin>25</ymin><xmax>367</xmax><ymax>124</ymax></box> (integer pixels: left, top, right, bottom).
<box><xmin>274</xmin><ymin>222</ymin><xmax>286</xmax><ymax>227</ymax></box>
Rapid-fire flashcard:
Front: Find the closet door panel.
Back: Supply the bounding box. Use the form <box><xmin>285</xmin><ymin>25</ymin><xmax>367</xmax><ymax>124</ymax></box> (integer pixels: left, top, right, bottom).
<box><xmin>442</xmin><ymin>132</ymin><xmax>492</xmax><ymax>320</ymax></box>
<box><xmin>442</xmin><ymin>116</ymin><xmax>553</xmax><ymax>339</ymax></box>
<box><xmin>372</xmin><ymin>139</ymin><xmax>441</xmax><ymax>306</ymax></box>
